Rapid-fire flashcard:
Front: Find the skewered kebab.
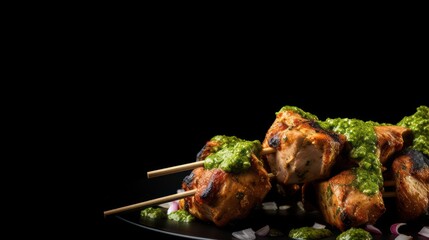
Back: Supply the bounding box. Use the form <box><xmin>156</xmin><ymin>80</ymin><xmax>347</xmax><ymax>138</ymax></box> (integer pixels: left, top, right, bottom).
<box><xmin>105</xmin><ymin>105</ymin><xmax>428</xmax><ymax>233</ymax></box>
<box><xmin>262</xmin><ymin>106</ymin><xmax>414</xmax><ymax>231</ymax></box>
<box><xmin>315</xmin><ymin>125</ymin><xmax>412</xmax><ymax>229</ymax></box>
<box><xmin>310</xmin><ymin>106</ymin><xmax>427</xmax><ymax>231</ymax></box>
<box><xmin>262</xmin><ymin>106</ymin><xmax>412</xmax><ymax>185</ymax></box>
<box><xmin>179</xmin><ymin>136</ymin><xmax>272</xmax><ymax>226</ymax></box>
<box><xmin>151</xmin><ymin>108</ymin><xmax>411</xmax><ymax>228</ymax></box>
<box><xmin>104</xmin><ymin>135</ymin><xmax>274</xmax><ymax>221</ymax></box>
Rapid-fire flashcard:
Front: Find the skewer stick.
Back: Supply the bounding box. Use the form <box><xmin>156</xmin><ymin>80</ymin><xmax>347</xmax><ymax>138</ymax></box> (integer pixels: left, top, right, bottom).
<box><xmin>104</xmin><ymin>189</ymin><xmax>197</xmax><ymax>217</ymax></box>
<box><xmin>382</xmin><ymin>180</ymin><xmax>396</xmax><ymax>197</ymax></box>
<box><xmin>261</xmin><ymin>147</ymin><xmax>276</xmax><ymax>155</ymax></box>
<box><xmin>383</xmin><ymin>180</ymin><xmax>395</xmax><ymax>187</ymax></box>
<box><xmin>382</xmin><ymin>191</ymin><xmax>396</xmax><ymax>198</ymax></box>
<box><xmin>147</xmin><ymin>161</ymin><xmax>204</xmax><ymax>178</ymax></box>
<box><xmin>147</xmin><ymin>147</ymin><xmax>276</xmax><ymax>178</ymax></box>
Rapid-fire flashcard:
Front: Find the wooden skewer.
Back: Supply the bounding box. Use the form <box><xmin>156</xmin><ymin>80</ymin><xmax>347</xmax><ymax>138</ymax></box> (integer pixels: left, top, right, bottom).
<box><xmin>382</xmin><ymin>191</ymin><xmax>396</xmax><ymax>198</ymax></box>
<box><xmin>261</xmin><ymin>147</ymin><xmax>277</xmax><ymax>155</ymax></box>
<box><xmin>147</xmin><ymin>161</ymin><xmax>204</xmax><ymax>178</ymax></box>
<box><xmin>104</xmin><ymin>189</ymin><xmax>197</xmax><ymax>217</ymax></box>
<box><xmin>147</xmin><ymin>147</ymin><xmax>276</xmax><ymax>178</ymax></box>
<box><xmin>382</xmin><ymin>180</ymin><xmax>396</xmax><ymax>197</ymax></box>
<box><xmin>383</xmin><ymin>180</ymin><xmax>395</xmax><ymax>187</ymax></box>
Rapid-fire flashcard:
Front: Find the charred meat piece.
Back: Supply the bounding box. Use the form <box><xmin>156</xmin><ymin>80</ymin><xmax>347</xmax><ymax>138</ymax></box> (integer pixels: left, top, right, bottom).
<box><xmin>316</xmin><ymin>169</ymin><xmax>386</xmax><ymax>231</ymax></box>
<box><xmin>262</xmin><ymin>108</ymin><xmax>346</xmax><ymax>185</ymax></box>
<box><xmin>179</xmin><ymin>152</ymin><xmax>271</xmax><ymax>226</ymax></box>
<box><xmin>196</xmin><ymin>140</ymin><xmax>221</xmax><ymax>162</ymax></box>
<box><xmin>312</xmin><ymin>125</ymin><xmax>411</xmax><ymax>231</ymax></box>
<box><xmin>374</xmin><ymin>125</ymin><xmax>412</xmax><ymax>165</ymax></box>
<box><xmin>392</xmin><ymin>149</ymin><xmax>429</xmax><ymax>221</ymax></box>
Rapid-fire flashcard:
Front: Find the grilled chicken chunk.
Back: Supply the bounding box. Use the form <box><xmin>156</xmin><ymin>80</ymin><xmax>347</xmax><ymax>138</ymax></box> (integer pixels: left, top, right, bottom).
<box><xmin>374</xmin><ymin>125</ymin><xmax>412</xmax><ymax>165</ymax></box>
<box><xmin>316</xmin><ymin>169</ymin><xmax>386</xmax><ymax>231</ymax></box>
<box><xmin>262</xmin><ymin>108</ymin><xmax>346</xmax><ymax>185</ymax></box>
<box><xmin>313</xmin><ymin>125</ymin><xmax>412</xmax><ymax>231</ymax></box>
<box><xmin>392</xmin><ymin>149</ymin><xmax>429</xmax><ymax>221</ymax></box>
<box><xmin>179</xmin><ymin>146</ymin><xmax>271</xmax><ymax>226</ymax></box>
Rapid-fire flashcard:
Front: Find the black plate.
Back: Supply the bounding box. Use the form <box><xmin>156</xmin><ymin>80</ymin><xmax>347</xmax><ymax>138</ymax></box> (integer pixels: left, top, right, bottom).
<box><xmin>106</xmin><ymin>172</ymin><xmax>428</xmax><ymax>240</ymax></box>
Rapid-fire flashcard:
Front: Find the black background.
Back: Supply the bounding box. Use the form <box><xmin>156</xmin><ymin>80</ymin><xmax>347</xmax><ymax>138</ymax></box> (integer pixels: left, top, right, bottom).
<box><xmin>65</xmin><ymin>20</ymin><xmax>429</xmax><ymax>239</ymax></box>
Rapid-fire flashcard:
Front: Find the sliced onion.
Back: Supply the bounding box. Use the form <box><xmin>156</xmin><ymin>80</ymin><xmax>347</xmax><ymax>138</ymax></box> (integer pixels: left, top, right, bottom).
<box><xmin>419</xmin><ymin>226</ymin><xmax>429</xmax><ymax>238</ymax></box>
<box><xmin>312</xmin><ymin>222</ymin><xmax>326</xmax><ymax>229</ymax></box>
<box><xmin>278</xmin><ymin>205</ymin><xmax>290</xmax><ymax>210</ymax></box>
<box><xmin>262</xmin><ymin>201</ymin><xmax>277</xmax><ymax>207</ymax></box>
<box><xmin>390</xmin><ymin>223</ymin><xmax>407</xmax><ymax>235</ymax></box>
<box><xmin>232</xmin><ymin>228</ymin><xmax>256</xmax><ymax>240</ymax></box>
<box><xmin>262</xmin><ymin>201</ymin><xmax>278</xmax><ymax>210</ymax></box>
<box><xmin>167</xmin><ymin>201</ymin><xmax>179</xmax><ymax>214</ymax></box>
<box><xmin>255</xmin><ymin>225</ymin><xmax>270</xmax><ymax>236</ymax></box>
<box><xmin>394</xmin><ymin>234</ymin><xmax>412</xmax><ymax>240</ymax></box>
<box><xmin>297</xmin><ymin>201</ymin><xmax>305</xmax><ymax>212</ymax></box>
<box><xmin>365</xmin><ymin>224</ymin><xmax>382</xmax><ymax>235</ymax></box>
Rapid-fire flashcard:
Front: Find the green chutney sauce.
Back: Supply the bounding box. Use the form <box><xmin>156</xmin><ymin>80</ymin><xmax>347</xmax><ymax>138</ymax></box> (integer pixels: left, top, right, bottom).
<box><xmin>167</xmin><ymin>209</ymin><xmax>195</xmax><ymax>222</ymax></box>
<box><xmin>320</xmin><ymin>118</ymin><xmax>382</xmax><ymax>195</ymax></box>
<box><xmin>277</xmin><ymin>105</ymin><xmax>319</xmax><ymax>121</ymax></box>
<box><xmin>336</xmin><ymin>227</ymin><xmax>372</xmax><ymax>240</ymax></box>
<box><xmin>140</xmin><ymin>207</ymin><xmax>167</xmax><ymax>219</ymax></box>
<box><xmin>141</xmin><ymin>208</ymin><xmax>194</xmax><ymax>222</ymax></box>
<box><xmin>203</xmin><ymin>135</ymin><xmax>262</xmax><ymax>173</ymax></box>
<box><xmin>283</xmin><ymin>105</ymin><xmax>383</xmax><ymax>196</ymax></box>
<box><xmin>398</xmin><ymin>105</ymin><xmax>429</xmax><ymax>156</ymax></box>
<box><xmin>288</xmin><ymin>227</ymin><xmax>333</xmax><ymax>239</ymax></box>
